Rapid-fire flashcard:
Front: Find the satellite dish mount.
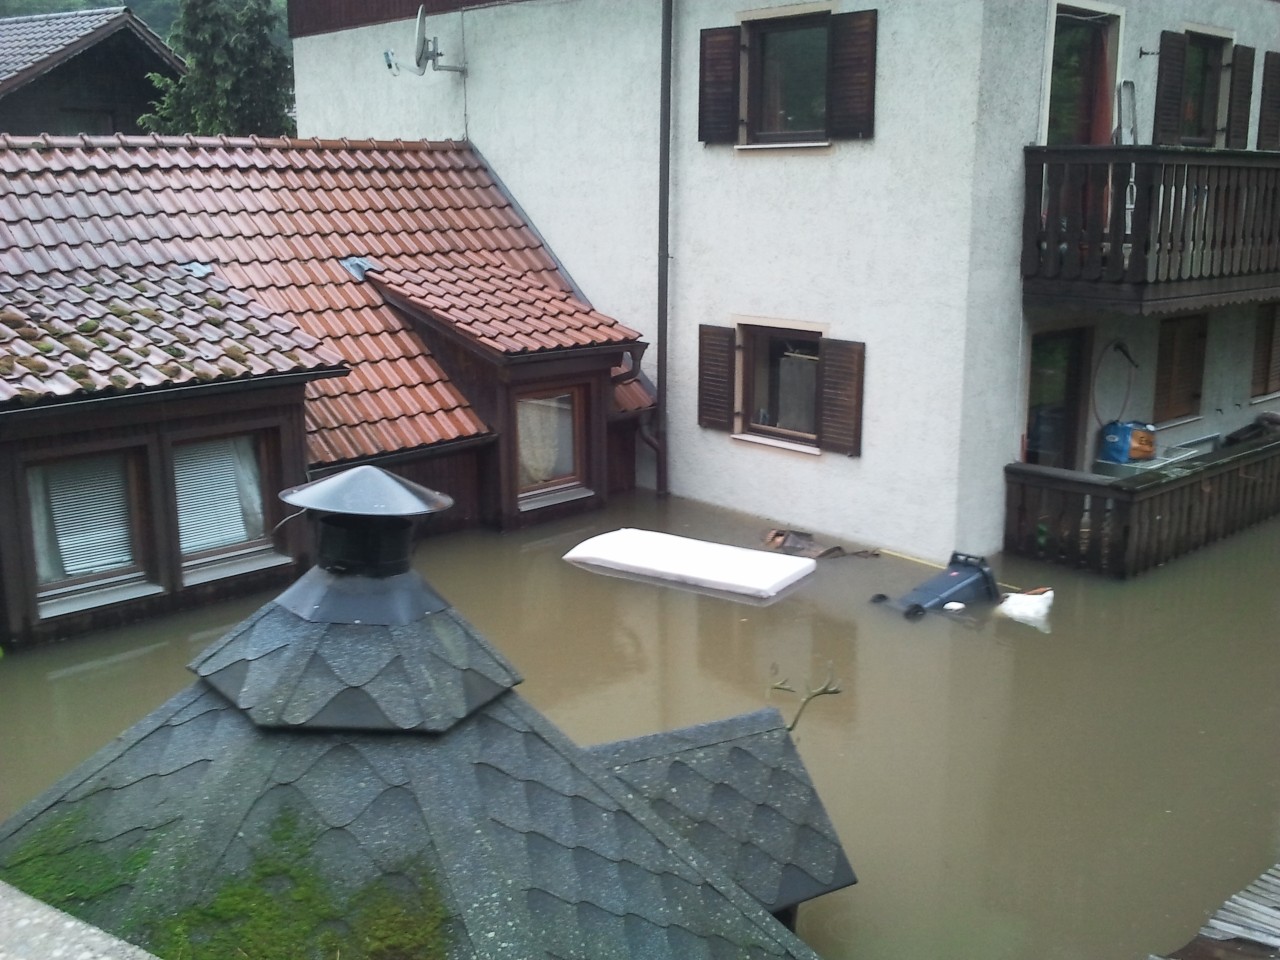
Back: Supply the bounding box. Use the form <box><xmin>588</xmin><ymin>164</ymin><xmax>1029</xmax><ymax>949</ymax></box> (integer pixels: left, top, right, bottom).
<box><xmin>384</xmin><ymin>5</ymin><xmax>466</xmax><ymax>76</ymax></box>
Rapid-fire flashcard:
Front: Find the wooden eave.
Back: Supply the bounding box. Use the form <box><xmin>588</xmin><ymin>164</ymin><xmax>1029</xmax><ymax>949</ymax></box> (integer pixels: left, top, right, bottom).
<box><xmin>1022</xmin><ymin>272</ymin><xmax>1280</xmax><ymax>317</ymax></box>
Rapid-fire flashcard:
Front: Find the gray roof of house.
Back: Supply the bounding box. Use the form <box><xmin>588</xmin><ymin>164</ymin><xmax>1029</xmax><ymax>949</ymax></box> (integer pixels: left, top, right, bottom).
<box><xmin>589</xmin><ymin>709</ymin><xmax>857</xmax><ymax>914</ymax></box>
<box><xmin>0</xmin><ymin>7</ymin><xmax>182</xmax><ymax>99</ymax></box>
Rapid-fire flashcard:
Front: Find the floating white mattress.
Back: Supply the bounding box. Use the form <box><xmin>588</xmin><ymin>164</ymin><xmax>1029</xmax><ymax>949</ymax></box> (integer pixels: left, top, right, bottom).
<box><xmin>563</xmin><ymin>528</ymin><xmax>816</xmax><ymax>599</ymax></box>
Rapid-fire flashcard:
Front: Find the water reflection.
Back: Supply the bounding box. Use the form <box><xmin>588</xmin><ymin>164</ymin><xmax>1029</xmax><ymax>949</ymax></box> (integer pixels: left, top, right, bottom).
<box><xmin>1</xmin><ymin>492</ymin><xmax>1279</xmax><ymax>960</ymax></box>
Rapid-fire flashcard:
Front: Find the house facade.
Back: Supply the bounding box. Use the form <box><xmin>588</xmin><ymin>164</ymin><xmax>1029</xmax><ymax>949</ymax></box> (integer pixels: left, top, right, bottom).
<box><xmin>290</xmin><ymin>0</ymin><xmax>1280</xmax><ymax>564</ymax></box>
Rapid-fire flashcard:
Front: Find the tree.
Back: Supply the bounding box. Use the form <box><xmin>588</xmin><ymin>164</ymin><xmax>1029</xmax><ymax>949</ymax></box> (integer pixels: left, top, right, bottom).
<box><xmin>140</xmin><ymin>0</ymin><xmax>294</xmax><ymax>137</ymax></box>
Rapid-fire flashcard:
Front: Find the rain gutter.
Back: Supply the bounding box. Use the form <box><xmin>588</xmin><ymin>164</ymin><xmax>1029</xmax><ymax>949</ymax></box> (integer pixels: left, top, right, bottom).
<box><xmin>655</xmin><ymin>0</ymin><xmax>673</xmax><ymax>496</ymax></box>
<box><xmin>0</xmin><ymin>369</ymin><xmax>345</xmax><ymax>425</ymax></box>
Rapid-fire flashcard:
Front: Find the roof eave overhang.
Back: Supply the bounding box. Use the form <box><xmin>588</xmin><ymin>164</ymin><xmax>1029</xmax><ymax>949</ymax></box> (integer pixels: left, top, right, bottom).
<box><xmin>379</xmin><ymin>285</ymin><xmax>637</xmax><ymax>368</ymax></box>
<box><xmin>0</xmin><ymin>367</ymin><xmax>346</xmax><ymax>423</ymax></box>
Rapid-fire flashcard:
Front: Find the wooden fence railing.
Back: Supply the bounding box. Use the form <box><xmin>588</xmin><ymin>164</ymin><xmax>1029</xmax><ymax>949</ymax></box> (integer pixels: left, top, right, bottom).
<box><xmin>1022</xmin><ymin>146</ymin><xmax>1280</xmax><ymax>287</ymax></box>
<box><xmin>1004</xmin><ymin>435</ymin><xmax>1280</xmax><ymax>578</ymax></box>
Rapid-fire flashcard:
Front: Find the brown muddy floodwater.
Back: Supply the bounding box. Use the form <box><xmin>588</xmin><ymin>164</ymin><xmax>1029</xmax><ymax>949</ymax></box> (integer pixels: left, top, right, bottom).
<box><xmin>2</xmin><ymin>492</ymin><xmax>1279</xmax><ymax>960</ymax></box>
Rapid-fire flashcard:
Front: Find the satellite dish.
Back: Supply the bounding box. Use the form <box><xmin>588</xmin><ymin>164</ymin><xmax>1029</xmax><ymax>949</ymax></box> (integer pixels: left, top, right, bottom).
<box><xmin>412</xmin><ymin>6</ymin><xmax>429</xmax><ymax>72</ymax></box>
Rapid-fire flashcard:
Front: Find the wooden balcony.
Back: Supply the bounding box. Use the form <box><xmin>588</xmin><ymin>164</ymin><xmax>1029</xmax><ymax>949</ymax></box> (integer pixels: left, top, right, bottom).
<box><xmin>1004</xmin><ymin>434</ymin><xmax>1280</xmax><ymax>578</ymax></box>
<box><xmin>1022</xmin><ymin>146</ymin><xmax>1280</xmax><ymax>314</ymax></box>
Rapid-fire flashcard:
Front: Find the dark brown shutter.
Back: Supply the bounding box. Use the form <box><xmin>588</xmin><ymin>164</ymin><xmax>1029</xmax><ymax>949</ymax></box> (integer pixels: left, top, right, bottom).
<box><xmin>1253</xmin><ymin>306</ymin><xmax>1280</xmax><ymax>397</ymax></box>
<box><xmin>828</xmin><ymin>10</ymin><xmax>877</xmax><ymax>140</ymax></box>
<box><xmin>699</xmin><ymin>27</ymin><xmax>741</xmax><ymax>144</ymax></box>
<box><xmin>698</xmin><ymin>324</ymin><xmax>736</xmax><ymax>430</ymax></box>
<box><xmin>1227</xmin><ymin>45</ymin><xmax>1256</xmax><ymax>149</ymax></box>
<box><xmin>1153</xmin><ymin>314</ymin><xmax>1206</xmax><ymax>422</ymax></box>
<box><xmin>1259</xmin><ymin>51</ymin><xmax>1280</xmax><ymax>151</ymax></box>
<box><xmin>817</xmin><ymin>338</ymin><xmax>865</xmax><ymax>456</ymax></box>
<box><xmin>1153</xmin><ymin>31</ymin><xmax>1187</xmax><ymax>146</ymax></box>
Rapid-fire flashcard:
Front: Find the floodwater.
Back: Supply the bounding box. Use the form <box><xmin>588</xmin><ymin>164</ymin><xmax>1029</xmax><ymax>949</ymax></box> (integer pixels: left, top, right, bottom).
<box><xmin>2</xmin><ymin>491</ymin><xmax>1279</xmax><ymax>960</ymax></box>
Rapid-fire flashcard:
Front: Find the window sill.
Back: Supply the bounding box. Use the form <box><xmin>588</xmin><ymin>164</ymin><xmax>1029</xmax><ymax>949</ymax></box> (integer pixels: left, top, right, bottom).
<box><xmin>731</xmin><ymin>433</ymin><xmax>822</xmax><ymax>455</ymax></box>
<box><xmin>1154</xmin><ymin>414</ymin><xmax>1204</xmax><ymax>430</ymax></box>
<box><xmin>38</xmin><ymin>578</ymin><xmax>166</xmax><ymax>620</ymax></box>
<box><xmin>518</xmin><ymin>486</ymin><xmax>596</xmax><ymax>513</ymax></box>
<box><xmin>734</xmin><ymin>141</ymin><xmax>831</xmax><ymax>151</ymax></box>
<box><xmin>1250</xmin><ymin>393</ymin><xmax>1280</xmax><ymax>405</ymax></box>
<box><xmin>182</xmin><ymin>544</ymin><xmax>293</xmax><ymax>587</ymax></box>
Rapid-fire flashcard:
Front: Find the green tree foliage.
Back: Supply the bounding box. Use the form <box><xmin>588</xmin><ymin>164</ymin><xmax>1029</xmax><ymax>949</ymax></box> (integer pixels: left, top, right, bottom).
<box><xmin>140</xmin><ymin>0</ymin><xmax>295</xmax><ymax>137</ymax></box>
<box><xmin>3</xmin><ymin>1</ymin><xmax>288</xmax><ymax>51</ymax></box>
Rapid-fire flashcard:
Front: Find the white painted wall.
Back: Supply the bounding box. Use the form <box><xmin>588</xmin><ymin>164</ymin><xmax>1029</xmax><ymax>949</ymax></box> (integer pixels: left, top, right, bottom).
<box><xmin>294</xmin><ymin>0</ymin><xmax>1280</xmax><ymax>564</ymax></box>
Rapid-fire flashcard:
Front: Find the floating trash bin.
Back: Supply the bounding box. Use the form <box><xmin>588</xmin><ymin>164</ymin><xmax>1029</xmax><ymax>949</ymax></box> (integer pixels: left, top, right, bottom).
<box><xmin>872</xmin><ymin>552</ymin><xmax>999</xmax><ymax>620</ymax></box>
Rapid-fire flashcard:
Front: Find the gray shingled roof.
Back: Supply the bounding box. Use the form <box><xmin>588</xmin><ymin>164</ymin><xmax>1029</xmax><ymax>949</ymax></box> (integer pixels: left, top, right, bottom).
<box><xmin>590</xmin><ymin>709</ymin><xmax>857</xmax><ymax>915</ymax></box>
<box><xmin>0</xmin><ymin>474</ymin><xmax>853</xmax><ymax>958</ymax></box>
<box><xmin>0</xmin><ymin>7</ymin><xmax>182</xmax><ymax>99</ymax></box>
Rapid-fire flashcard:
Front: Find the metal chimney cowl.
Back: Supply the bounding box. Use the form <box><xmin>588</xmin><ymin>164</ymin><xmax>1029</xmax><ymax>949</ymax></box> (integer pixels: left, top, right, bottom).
<box><xmin>274</xmin><ymin>465</ymin><xmax>455</xmax><ymax>625</ymax></box>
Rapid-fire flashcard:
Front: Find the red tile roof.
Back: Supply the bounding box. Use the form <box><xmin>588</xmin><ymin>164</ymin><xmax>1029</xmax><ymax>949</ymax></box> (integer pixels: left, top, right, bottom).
<box><xmin>374</xmin><ymin>252</ymin><xmax>640</xmax><ymax>355</ymax></box>
<box><xmin>0</xmin><ymin>134</ymin><xmax>652</xmax><ymax>465</ymax></box>
<box><xmin>0</xmin><ymin>262</ymin><xmax>343</xmax><ymax>406</ymax></box>
<box><xmin>0</xmin><ymin>7</ymin><xmax>183</xmax><ymax>99</ymax></box>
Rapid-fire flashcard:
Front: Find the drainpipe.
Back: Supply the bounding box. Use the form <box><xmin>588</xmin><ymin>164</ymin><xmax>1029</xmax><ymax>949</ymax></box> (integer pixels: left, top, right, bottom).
<box><xmin>655</xmin><ymin>0</ymin><xmax>673</xmax><ymax>496</ymax></box>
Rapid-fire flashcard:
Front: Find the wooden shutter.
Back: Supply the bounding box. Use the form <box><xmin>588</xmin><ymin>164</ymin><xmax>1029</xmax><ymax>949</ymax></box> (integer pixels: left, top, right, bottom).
<box><xmin>1252</xmin><ymin>306</ymin><xmax>1280</xmax><ymax>397</ymax></box>
<box><xmin>698</xmin><ymin>324</ymin><xmax>736</xmax><ymax>431</ymax></box>
<box><xmin>828</xmin><ymin>10</ymin><xmax>877</xmax><ymax>139</ymax></box>
<box><xmin>818</xmin><ymin>338</ymin><xmax>865</xmax><ymax>456</ymax></box>
<box><xmin>1153</xmin><ymin>314</ymin><xmax>1206</xmax><ymax>422</ymax></box>
<box><xmin>1153</xmin><ymin>31</ymin><xmax>1187</xmax><ymax>146</ymax></box>
<box><xmin>1258</xmin><ymin>51</ymin><xmax>1280</xmax><ymax>151</ymax></box>
<box><xmin>699</xmin><ymin>27</ymin><xmax>741</xmax><ymax>144</ymax></box>
<box><xmin>1226</xmin><ymin>45</ymin><xmax>1255</xmax><ymax>149</ymax></box>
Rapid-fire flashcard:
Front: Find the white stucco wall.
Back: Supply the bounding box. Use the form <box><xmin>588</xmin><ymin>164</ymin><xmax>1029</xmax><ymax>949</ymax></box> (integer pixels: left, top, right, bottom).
<box><xmin>293</xmin><ymin>0</ymin><xmax>1280</xmax><ymax>564</ymax></box>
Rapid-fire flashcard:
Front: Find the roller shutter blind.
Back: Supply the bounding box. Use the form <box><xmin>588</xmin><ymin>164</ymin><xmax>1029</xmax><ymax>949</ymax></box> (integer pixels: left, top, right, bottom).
<box><xmin>35</xmin><ymin>454</ymin><xmax>135</xmax><ymax>579</ymax></box>
<box><xmin>173</xmin><ymin>437</ymin><xmax>263</xmax><ymax>555</ymax></box>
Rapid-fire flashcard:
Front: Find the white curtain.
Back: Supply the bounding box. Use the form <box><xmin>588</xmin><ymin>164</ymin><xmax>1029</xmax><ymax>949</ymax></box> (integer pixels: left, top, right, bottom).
<box><xmin>517</xmin><ymin>395</ymin><xmax>574</xmax><ymax>489</ymax></box>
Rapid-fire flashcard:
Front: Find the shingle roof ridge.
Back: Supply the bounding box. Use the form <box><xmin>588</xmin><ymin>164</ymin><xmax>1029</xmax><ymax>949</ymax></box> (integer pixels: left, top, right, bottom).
<box><xmin>0</xmin><ymin>7</ymin><xmax>126</xmax><ymax>26</ymax></box>
<box><xmin>585</xmin><ymin>708</ymin><xmax>787</xmax><ymax>765</ymax></box>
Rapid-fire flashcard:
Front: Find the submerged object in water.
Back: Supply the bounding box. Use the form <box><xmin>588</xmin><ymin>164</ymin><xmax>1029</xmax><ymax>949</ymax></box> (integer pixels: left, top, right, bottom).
<box><xmin>994</xmin><ymin>587</ymin><xmax>1054</xmax><ymax>632</ymax></box>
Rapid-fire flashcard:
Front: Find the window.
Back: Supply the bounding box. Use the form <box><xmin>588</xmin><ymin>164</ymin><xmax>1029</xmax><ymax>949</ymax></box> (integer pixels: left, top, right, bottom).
<box><xmin>1153</xmin><ymin>31</ymin><xmax>1251</xmax><ymax>148</ymax></box>
<box><xmin>1047</xmin><ymin>8</ymin><xmax>1117</xmax><ymax>146</ymax></box>
<box><xmin>1153</xmin><ymin>314</ymin><xmax>1207</xmax><ymax>422</ymax></box>
<box><xmin>699</xmin><ymin>9</ymin><xmax>877</xmax><ymax>145</ymax></box>
<box><xmin>27</xmin><ymin>452</ymin><xmax>143</xmax><ymax>587</ymax></box>
<box><xmin>1252</xmin><ymin>305</ymin><xmax>1280</xmax><ymax>398</ymax></box>
<box><xmin>516</xmin><ymin>389</ymin><xmax>583</xmax><ymax>497</ymax></box>
<box><xmin>173</xmin><ymin>436</ymin><xmax>266</xmax><ymax>557</ymax></box>
<box><xmin>698</xmin><ymin>323</ymin><xmax>865</xmax><ymax>455</ymax></box>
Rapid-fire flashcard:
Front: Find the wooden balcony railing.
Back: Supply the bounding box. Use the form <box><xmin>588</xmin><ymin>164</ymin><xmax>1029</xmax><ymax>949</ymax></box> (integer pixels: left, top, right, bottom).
<box><xmin>1004</xmin><ymin>434</ymin><xmax>1280</xmax><ymax>578</ymax></box>
<box><xmin>1022</xmin><ymin>146</ymin><xmax>1280</xmax><ymax>312</ymax></box>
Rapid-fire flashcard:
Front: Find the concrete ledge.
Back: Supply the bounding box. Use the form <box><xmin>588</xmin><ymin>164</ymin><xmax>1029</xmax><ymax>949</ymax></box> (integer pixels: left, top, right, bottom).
<box><xmin>0</xmin><ymin>881</ymin><xmax>158</xmax><ymax>959</ymax></box>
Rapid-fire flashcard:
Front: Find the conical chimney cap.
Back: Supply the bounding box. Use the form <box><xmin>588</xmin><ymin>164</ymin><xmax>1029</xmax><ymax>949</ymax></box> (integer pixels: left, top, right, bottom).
<box><xmin>279</xmin><ymin>465</ymin><xmax>453</xmax><ymax>516</ymax></box>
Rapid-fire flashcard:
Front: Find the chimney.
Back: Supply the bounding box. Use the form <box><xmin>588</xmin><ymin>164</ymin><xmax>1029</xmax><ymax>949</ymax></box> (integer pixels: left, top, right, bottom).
<box><xmin>273</xmin><ymin>465</ymin><xmax>455</xmax><ymax>625</ymax></box>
